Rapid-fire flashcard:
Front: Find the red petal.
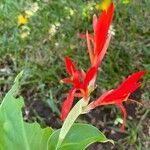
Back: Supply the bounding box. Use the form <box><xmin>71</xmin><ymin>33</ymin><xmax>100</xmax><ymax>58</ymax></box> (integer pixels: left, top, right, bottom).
<box><xmin>94</xmin><ymin>11</ymin><xmax>108</xmax><ymax>55</ymax></box>
<box><xmin>94</xmin><ymin>3</ymin><xmax>114</xmax><ymax>57</ymax></box>
<box><xmin>93</xmin><ymin>71</ymin><xmax>145</xmax><ymax>106</ymax></box>
<box><xmin>84</xmin><ymin>67</ymin><xmax>97</xmax><ymax>88</ymax></box>
<box><xmin>119</xmin><ymin>71</ymin><xmax>146</xmax><ymax>88</ymax></box>
<box><xmin>93</xmin><ymin>14</ymin><xmax>97</xmax><ymax>33</ymax></box>
<box><xmin>64</xmin><ymin>56</ymin><xmax>78</xmax><ymax>76</ymax></box>
<box><xmin>86</xmin><ymin>31</ymin><xmax>94</xmax><ymax>64</ymax></box>
<box><xmin>107</xmin><ymin>3</ymin><xmax>115</xmax><ymax>31</ymax></box>
<box><xmin>94</xmin><ymin>32</ymin><xmax>112</xmax><ymax>67</ymax></box>
<box><xmin>116</xmin><ymin>82</ymin><xmax>141</xmax><ymax>96</ymax></box>
<box><xmin>116</xmin><ymin>103</ymin><xmax>127</xmax><ymax>132</ymax></box>
<box><xmin>103</xmin><ymin>83</ymin><xmax>141</xmax><ymax>103</ymax></box>
<box><xmin>61</xmin><ymin>88</ymin><xmax>76</xmax><ymax>121</ymax></box>
<box><xmin>93</xmin><ymin>90</ymin><xmax>113</xmax><ymax>107</ymax></box>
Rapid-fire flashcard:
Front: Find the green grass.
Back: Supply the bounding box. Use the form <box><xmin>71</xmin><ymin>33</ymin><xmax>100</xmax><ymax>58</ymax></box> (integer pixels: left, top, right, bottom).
<box><xmin>0</xmin><ymin>0</ymin><xmax>150</xmax><ymax>149</ymax></box>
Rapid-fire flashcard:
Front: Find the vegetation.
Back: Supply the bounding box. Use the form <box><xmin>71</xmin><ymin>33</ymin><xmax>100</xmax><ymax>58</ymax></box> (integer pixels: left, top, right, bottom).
<box><xmin>0</xmin><ymin>0</ymin><xmax>149</xmax><ymax>149</ymax></box>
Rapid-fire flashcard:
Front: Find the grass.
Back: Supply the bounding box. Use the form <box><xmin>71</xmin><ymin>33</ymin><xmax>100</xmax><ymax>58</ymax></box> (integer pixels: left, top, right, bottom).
<box><xmin>0</xmin><ymin>0</ymin><xmax>150</xmax><ymax>149</ymax></box>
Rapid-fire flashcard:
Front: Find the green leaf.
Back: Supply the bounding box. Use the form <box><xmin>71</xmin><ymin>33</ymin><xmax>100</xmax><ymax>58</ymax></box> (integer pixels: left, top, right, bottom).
<box><xmin>48</xmin><ymin>123</ymin><xmax>114</xmax><ymax>150</ymax></box>
<box><xmin>7</xmin><ymin>71</ymin><xmax>23</xmax><ymax>96</ymax></box>
<box><xmin>0</xmin><ymin>72</ymin><xmax>53</xmax><ymax>150</ymax></box>
<box><xmin>24</xmin><ymin>122</ymin><xmax>53</xmax><ymax>150</ymax></box>
<box><xmin>57</xmin><ymin>98</ymin><xmax>88</xmax><ymax>148</ymax></box>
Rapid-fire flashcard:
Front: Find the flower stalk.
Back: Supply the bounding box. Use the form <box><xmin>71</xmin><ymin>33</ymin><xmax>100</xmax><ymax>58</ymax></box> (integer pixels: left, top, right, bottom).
<box><xmin>56</xmin><ymin>98</ymin><xmax>89</xmax><ymax>149</ymax></box>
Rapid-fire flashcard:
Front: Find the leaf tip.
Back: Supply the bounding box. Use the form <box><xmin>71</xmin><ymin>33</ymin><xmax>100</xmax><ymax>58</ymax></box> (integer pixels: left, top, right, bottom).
<box><xmin>14</xmin><ymin>70</ymin><xmax>24</xmax><ymax>82</ymax></box>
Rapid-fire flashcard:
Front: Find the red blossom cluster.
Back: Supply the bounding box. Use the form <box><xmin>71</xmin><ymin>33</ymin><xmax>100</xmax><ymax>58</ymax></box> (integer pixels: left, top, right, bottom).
<box><xmin>60</xmin><ymin>2</ymin><xmax>145</xmax><ymax>131</ymax></box>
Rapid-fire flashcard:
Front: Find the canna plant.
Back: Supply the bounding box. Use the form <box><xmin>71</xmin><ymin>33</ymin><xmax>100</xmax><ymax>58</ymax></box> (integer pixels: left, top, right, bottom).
<box><xmin>0</xmin><ymin>2</ymin><xmax>145</xmax><ymax>150</ymax></box>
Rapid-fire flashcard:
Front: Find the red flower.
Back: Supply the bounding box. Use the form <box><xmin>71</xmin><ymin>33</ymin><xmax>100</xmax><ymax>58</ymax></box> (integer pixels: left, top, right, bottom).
<box><xmin>62</xmin><ymin>56</ymin><xmax>96</xmax><ymax>92</ymax></box>
<box><xmin>61</xmin><ymin>56</ymin><xmax>81</xmax><ymax>87</ymax></box>
<box><xmin>60</xmin><ymin>2</ymin><xmax>146</xmax><ymax>132</ymax></box>
<box><xmin>81</xmin><ymin>3</ymin><xmax>114</xmax><ymax>68</ymax></box>
<box><xmin>90</xmin><ymin>71</ymin><xmax>145</xmax><ymax>131</ymax></box>
<box><xmin>61</xmin><ymin>88</ymin><xmax>76</xmax><ymax>121</ymax></box>
<box><xmin>61</xmin><ymin>56</ymin><xmax>97</xmax><ymax>121</ymax></box>
<box><xmin>61</xmin><ymin>3</ymin><xmax>115</xmax><ymax>121</ymax></box>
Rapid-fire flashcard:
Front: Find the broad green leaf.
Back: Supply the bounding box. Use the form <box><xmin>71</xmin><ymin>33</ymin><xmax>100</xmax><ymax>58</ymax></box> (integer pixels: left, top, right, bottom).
<box><xmin>24</xmin><ymin>122</ymin><xmax>53</xmax><ymax>150</ymax></box>
<box><xmin>48</xmin><ymin>123</ymin><xmax>113</xmax><ymax>150</ymax></box>
<box><xmin>0</xmin><ymin>72</ymin><xmax>53</xmax><ymax>150</ymax></box>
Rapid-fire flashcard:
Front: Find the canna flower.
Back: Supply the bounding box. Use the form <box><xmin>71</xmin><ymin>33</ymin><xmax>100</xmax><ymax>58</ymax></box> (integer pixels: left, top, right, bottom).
<box><xmin>59</xmin><ymin>1</ymin><xmax>146</xmax><ymax>134</ymax></box>
<box><xmin>61</xmin><ymin>56</ymin><xmax>97</xmax><ymax>121</ymax></box>
<box><xmin>87</xmin><ymin>71</ymin><xmax>145</xmax><ymax>131</ymax></box>
<box><xmin>18</xmin><ymin>15</ymin><xmax>28</xmax><ymax>25</ymax></box>
<box><xmin>60</xmin><ymin>2</ymin><xmax>146</xmax><ymax>132</ymax></box>
<box><xmin>81</xmin><ymin>3</ymin><xmax>114</xmax><ymax>69</ymax></box>
<box><xmin>61</xmin><ymin>56</ymin><xmax>97</xmax><ymax>95</ymax></box>
<box><xmin>61</xmin><ymin>2</ymin><xmax>114</xmax><ymax>121</ymax></box>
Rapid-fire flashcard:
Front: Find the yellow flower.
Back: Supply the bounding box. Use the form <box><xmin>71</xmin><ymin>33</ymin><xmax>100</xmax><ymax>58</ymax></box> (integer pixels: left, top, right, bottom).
<box><xmin>18</xmin><ymin>15</ymin><xmax>28</xmax><ymax>25</ymax></box>
<box><xmin>96</xmin><ymin>0</ymin><xmax>111</xmax><ymax>11</ymax></box>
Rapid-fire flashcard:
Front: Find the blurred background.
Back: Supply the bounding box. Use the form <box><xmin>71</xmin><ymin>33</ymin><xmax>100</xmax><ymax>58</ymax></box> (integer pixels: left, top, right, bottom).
<box><xmin>0</xmin><ymin>0</ymin><xmax>150</xmax><ymax>149</ymax></box>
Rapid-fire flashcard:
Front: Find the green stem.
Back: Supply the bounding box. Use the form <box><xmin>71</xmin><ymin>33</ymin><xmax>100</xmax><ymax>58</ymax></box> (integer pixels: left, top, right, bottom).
<box><xmin>56</xmin><ymin>98</ymin><xmax>89</xmax><ymax>150</ymax></box>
